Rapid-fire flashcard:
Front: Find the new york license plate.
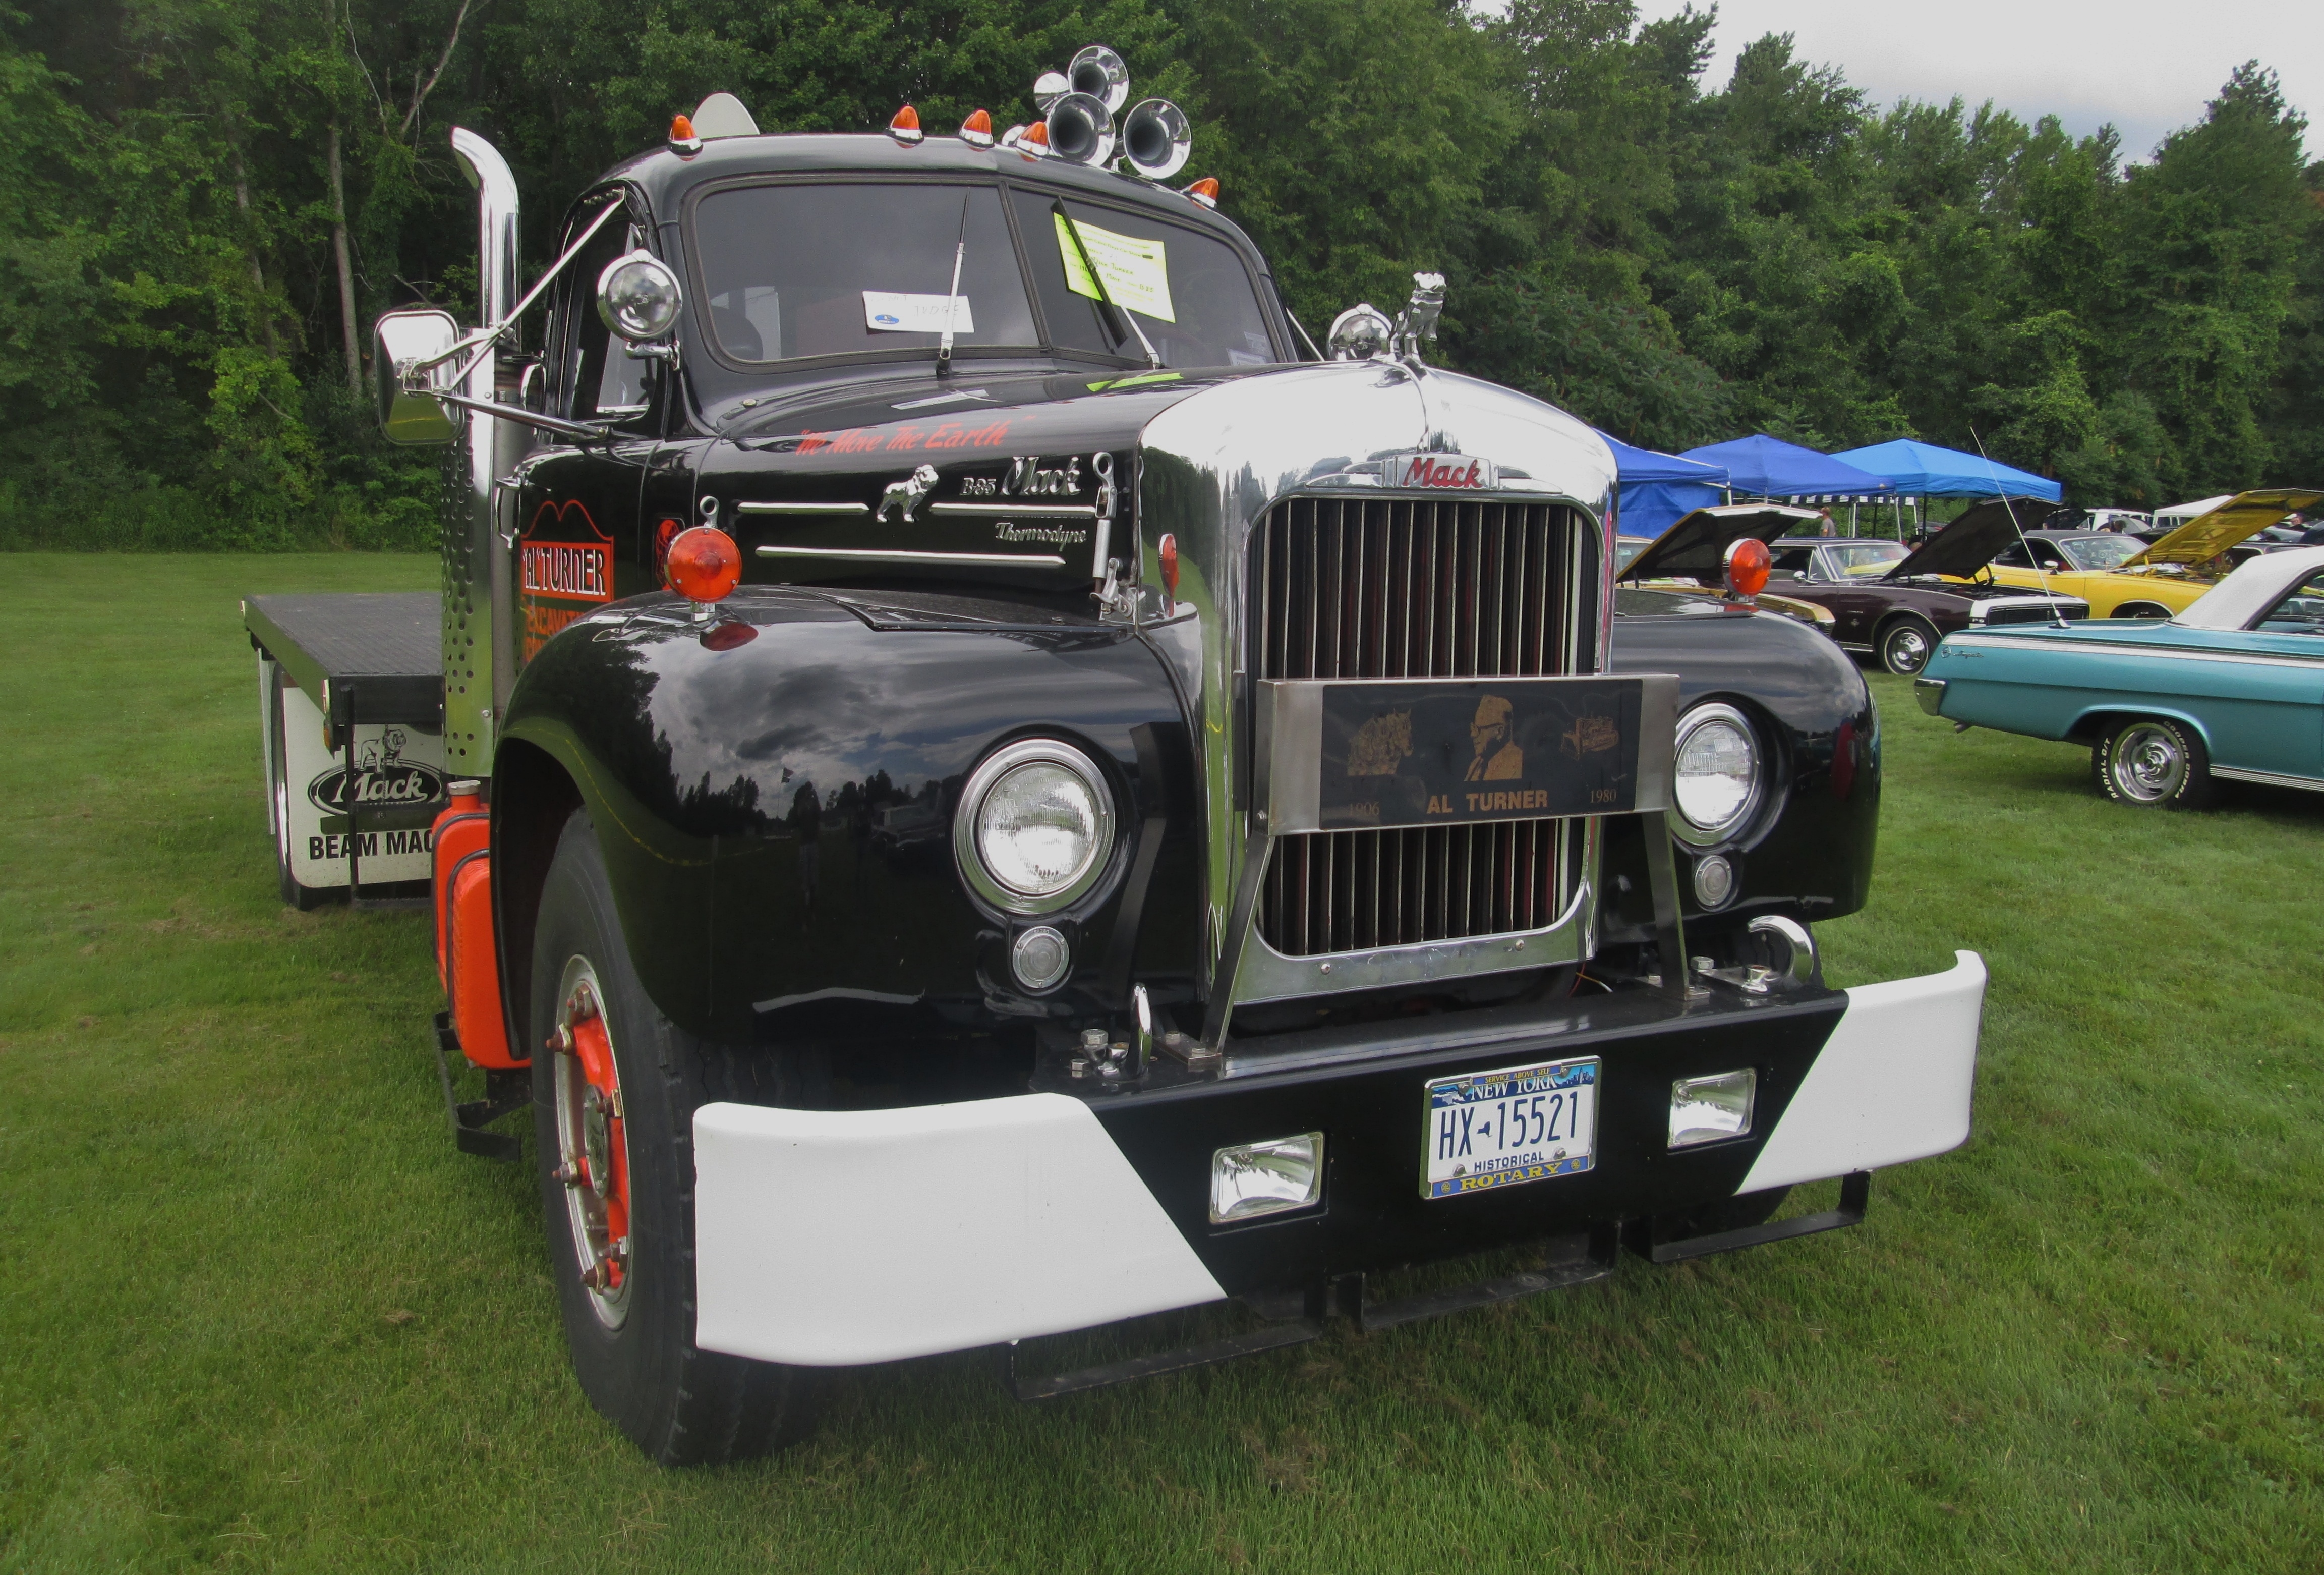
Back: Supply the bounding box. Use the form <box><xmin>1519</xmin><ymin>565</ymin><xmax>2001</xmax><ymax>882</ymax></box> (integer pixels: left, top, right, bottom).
<box><xmin>1421</xmin><ymin>1057</ymin><xmax>1599</xmax><ymax>1199</ymax></box>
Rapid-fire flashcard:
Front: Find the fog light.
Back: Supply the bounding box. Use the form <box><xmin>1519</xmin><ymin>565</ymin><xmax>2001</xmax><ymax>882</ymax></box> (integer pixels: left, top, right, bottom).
<box><xmin>1011</xmin><ymin>926</ymin><xmax>1070</xmax><ymax>992</ymax></box>
<box><xmin>1210</xmin><ymin>1132</ymin><xmax>1324</xmax><ymax>1223</ymax></box>
<box><xmin>1693</xmin><ymin>853</ymin><xmax>1735</xmax><ymax>908</ymax></box>
<box><xmin>1669</xmin><ymin>1071</ymin><xmax>1756</xmax><ymax>1148</ymax></box>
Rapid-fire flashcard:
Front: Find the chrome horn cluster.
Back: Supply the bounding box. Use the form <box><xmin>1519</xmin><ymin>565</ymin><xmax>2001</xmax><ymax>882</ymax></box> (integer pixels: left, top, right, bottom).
<box><xmin>1005</xmin><ymin>45</ymin><xmax>1191</xmax><ymax>180</ymax></box>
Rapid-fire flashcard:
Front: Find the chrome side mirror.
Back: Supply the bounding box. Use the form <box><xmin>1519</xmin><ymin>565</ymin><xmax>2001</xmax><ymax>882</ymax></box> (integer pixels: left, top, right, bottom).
<box><xmin>597</xmin><ymin>250</ymin><xmax>683</xmax><ymax>343</ymax></box>
<box><xmin>1327</xmin><ymin>304</ymin><xmax>1394</xmax><ymax>361</ymax></box>
<box><xmin>373</xmin><ymin>308</ymin><xmax>461</xmax><ymax>446</ymax></box>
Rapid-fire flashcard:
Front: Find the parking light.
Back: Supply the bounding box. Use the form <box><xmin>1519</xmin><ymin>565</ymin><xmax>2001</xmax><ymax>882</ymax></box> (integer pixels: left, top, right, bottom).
<box><xmin>1669</xmin><ymin>1071</ymin><xmax>1756</xmax><ymax>1148</ymax></box>
<box><xmin>1210</xmin><ymin>1133</ymin><xmax>1325</xmax><ymax>1223</ymax></box>
<box><xmin>667</xmin><ymin>526</ymin><xmax>741</xmax><ymax>611</ymax></box>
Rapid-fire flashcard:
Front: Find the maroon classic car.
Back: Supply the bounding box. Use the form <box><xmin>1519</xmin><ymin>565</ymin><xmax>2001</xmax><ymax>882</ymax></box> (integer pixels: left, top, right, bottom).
<box><xmin>1621</xmin><ymin>502</ymin><xmax>2088</xmax><ymax>675</ymax></box>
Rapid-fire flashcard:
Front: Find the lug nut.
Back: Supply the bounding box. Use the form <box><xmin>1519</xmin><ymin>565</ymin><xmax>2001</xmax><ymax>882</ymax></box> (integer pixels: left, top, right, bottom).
<box><xmin>546</xmin><ymin>1024</ymin><xmax>573</xmax><ymax>1054</ymax></box>
<box><xmin>555</xmin><ymin>1160</ymin><xmax>585</xmax><ymax>1187</ymax></box>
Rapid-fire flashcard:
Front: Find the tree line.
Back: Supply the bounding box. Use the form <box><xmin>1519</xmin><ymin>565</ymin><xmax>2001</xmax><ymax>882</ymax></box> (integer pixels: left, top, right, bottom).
<box><xmin>3</xmin><ymin>0</ymin><xmax>2316</xmax><ymax>548</ymax></box>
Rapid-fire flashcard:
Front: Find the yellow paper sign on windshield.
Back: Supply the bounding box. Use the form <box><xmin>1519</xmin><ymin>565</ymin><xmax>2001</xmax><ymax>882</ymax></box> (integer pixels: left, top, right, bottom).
<box><xmin>1054</xmin><ymin>215</ymin><xmax>1176</xmax><ymax>324</ymax></box>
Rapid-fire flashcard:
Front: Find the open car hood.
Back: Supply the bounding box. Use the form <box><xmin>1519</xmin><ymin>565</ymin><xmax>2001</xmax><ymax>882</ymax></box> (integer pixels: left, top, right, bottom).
<box><xmin>2120</xmin><ymin>489</ymin><xmax>2324</xmax><ymax>567</ymax></box>
<box><xmin>1617</xmin><ymin>504</ymin><xmax>1823</xmax><ymax>583</ymax></box>
<box><xmin>1882</xmin><ymin>499</ymin><xmax>2047</xmax><ymax>581</ymax></box>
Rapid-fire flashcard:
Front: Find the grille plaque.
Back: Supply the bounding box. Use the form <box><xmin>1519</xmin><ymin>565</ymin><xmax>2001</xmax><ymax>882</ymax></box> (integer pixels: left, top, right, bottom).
<box><xmin>1258</xmin><ymin>676</ymin><xmax>1677</xmax><ymax>834</ymax></box>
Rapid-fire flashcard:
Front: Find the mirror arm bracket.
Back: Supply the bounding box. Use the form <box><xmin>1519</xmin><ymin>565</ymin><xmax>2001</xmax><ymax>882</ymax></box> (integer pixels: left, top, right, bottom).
<box><xmin>429</xmin><ymin>388</ymin><xmax>610</xmax><ymax>444</ymax></box>
<box><xmin>409</xmin><ymin>193</ymin><xmax>631</xmax><ymax>384</ymax></box>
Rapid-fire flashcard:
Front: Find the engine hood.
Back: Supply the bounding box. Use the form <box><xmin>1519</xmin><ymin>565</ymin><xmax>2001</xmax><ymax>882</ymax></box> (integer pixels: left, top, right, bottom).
<box><xmin>697</xmin><ymin>365</ymin><xmax>1259</xmax><ymax>597</ymax></box>
<box><xmin>1618</xmin><ymin>504</ymin><xmax>1823</xmax><ymax>584</ymax></box>
<box><xmin>2121</xmin><ymin>488</ymin><xmax>2324</xmax><ymax>567</ymax></box>
<box><xmin>1884</xmin><ymin>498</ymin><xmax>2046</xmax><ymax>581</ymax></box>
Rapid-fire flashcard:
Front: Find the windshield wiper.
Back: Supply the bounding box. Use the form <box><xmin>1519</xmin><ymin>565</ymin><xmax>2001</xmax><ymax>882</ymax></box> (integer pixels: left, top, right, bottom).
<box><xmin>1052</xmin><ymin>199</ymin><xmax>1161</xmax><ymax>371</ymax></box>
<box><xmin>937</xmin><ymin>191</ymin><xmax>969</xmax><ymax>378</ymax></box>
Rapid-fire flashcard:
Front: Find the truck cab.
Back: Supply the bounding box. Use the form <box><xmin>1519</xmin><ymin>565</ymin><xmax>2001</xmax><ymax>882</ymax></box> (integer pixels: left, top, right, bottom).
<box><xmin>253</xmin><ymin>57</ymin><xmax>1987</xmax><ymax>1466</ymax></box>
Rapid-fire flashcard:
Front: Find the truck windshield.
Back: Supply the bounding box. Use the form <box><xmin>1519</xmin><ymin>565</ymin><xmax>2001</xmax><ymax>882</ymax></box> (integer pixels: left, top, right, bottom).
<box><xmin>690</xmin><ymin>181</ymin><xmax>1280</xmax><ymax>372</ymax></box>
<box><xmin>695</xmin><ymin>184</ymin><xmax>1038</xmax><ymax>363</ymax></box>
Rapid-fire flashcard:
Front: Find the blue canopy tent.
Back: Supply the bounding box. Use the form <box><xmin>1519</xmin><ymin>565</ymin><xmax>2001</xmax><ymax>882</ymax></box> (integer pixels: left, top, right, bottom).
<box><xmin>1829</xmin><ymin>439</ymin><xmax>2062</xmax><ymax>503</ymax></box>
<box><xmin>1595</xmin><ymin>430</ymin><xmax>1728</xmax><ymax>538</ymax></box>
<box><xmin>1678</xmin><ymin>434</ymin><xmax>1892</xmax><ymax>499</ymax></box>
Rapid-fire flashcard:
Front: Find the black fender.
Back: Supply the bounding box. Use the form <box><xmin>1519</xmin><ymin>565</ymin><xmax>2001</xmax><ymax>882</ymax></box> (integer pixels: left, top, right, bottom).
<box><xmin>1602</xmin><ymin>602</ymin><xmax>1880</xmax><ymax>940</ymax></box>
<box><xmin>495</xmin><ymin>588</ymin><xmax>1201</xmax><ymax>1047</ymax></box>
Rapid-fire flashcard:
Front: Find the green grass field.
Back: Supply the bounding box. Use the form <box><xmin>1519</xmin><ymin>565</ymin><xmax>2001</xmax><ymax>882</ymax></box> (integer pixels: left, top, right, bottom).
<box><xmin>3</xmin><ymin>553</ymin><xmax>2319</xmax><ymax>1572</ymax></box>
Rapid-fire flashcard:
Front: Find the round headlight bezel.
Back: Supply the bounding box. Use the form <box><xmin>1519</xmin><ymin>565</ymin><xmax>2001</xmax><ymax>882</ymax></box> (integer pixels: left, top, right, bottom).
<box><xmin>955</xmin><ymin>738</ymin><xmax>1117</xmax><ymax>916</ymax></box>
<box><xmin>1669</xmin><ymin>703</ymin><xmax>1763</xmax><ymax>846</ymax></box>
<box><xmin>595</xmin><ymin>249</ymin><xmax>683</xmax><ymax>343</ymax></box>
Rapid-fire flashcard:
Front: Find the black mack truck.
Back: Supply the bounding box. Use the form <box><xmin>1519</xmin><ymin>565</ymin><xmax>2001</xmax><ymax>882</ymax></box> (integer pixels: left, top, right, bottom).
<box><xmin>243</xmin><ymin>50</ymin><xmax>1986</xmax><ymax>1465</ymax></box>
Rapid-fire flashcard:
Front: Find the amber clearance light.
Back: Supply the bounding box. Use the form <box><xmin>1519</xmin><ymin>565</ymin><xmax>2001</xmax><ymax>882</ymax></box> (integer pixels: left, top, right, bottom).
<box><xmin>667</xmin><ymin>525</ymin><xmax>741</xmax><ymax>611</ymax></box>
<box><xmin>1723</xmin><ymin>537</ymin><xmax>1771</xmax><ymax>601</ymax></box>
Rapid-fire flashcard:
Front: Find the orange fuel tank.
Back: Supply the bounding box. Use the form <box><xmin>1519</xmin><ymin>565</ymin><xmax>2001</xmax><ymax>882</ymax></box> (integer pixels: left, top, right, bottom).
<box><xmin>431</xmin><ymin>781</ymin><xmax>490</xmax><ymax>991</ymax></box>
<box><xmin>444</xmin><ymin>848</ymin><xmax>520</xmax><ymax>1069</ymax></box>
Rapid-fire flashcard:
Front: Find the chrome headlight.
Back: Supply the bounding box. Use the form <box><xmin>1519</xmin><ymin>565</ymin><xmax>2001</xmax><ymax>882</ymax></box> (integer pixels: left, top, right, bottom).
<box><xmin>955</xmin><ymin>739</ymin><xmax>1116</xmax><ymax>914</ymax></box>
<box><xmin>1670</xmin><ymin>703</ymin><xmax>1761</xmax><ymax>845</ymax></box>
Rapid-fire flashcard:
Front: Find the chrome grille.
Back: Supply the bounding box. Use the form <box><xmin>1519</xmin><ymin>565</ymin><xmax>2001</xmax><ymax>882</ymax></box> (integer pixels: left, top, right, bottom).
<box><xmin>1250</xmin><ymin>495</ymin><xmax>1591</xmax><ymax>958</ymax></box>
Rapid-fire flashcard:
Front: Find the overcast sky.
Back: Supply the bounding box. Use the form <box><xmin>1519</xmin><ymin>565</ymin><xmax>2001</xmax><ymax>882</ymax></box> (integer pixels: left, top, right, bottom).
<box><xmin>1632</xmin><ymin>0</ymin><xmax>2320</xmax><ymax>162</ymax></box>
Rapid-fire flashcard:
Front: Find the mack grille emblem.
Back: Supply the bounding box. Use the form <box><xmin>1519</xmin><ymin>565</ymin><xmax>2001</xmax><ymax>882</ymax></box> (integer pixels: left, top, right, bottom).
<box><xmin>1390</xmin><ymin>452</ymin><xmax>1497</xmax><ymax>490</ymax></box>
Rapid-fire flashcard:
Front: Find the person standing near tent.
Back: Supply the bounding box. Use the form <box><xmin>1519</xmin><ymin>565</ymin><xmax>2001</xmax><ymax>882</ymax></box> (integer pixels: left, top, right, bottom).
<box><xmin>1817</xmin><ymin>509</ymin><xmax>1836</xmax><ymax>537</ymax></box>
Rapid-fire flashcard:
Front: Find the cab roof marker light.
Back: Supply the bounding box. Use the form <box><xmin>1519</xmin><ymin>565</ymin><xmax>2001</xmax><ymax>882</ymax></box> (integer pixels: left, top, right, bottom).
<box><xmin>889</xmin><ymin>105</ymin><xmax>924</xmax><ymax>146</ymax></box>
<box><xmin>1021</xmin><ymin>121</ymin><xmax>1051</xmax><ymax>156</ymax></box>
<box><xmin>959</xmin><ymin>108</ymin><xmax>995</xmax><ymax>149</ymax></box>
<box><xmin>1182</xmin><ymin>176</ymin><xmax>1219</xmax><ymax>208</ymax></box>
<box><xmin>668</xmin><ymin>113</ymin><xmax>702</xmax><ymax>154</ymax></box>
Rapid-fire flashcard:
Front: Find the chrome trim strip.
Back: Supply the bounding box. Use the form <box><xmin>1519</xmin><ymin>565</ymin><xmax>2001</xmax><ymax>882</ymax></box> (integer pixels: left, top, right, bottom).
<box><xmin>1944</xmin><ymin>634</ymin><xmax>2324</xmax><ymax>671</ymax></box>
<box><xmin>927</xmin><ymin>502</ymin><xmax>1100</xmax><ymax>518</ymax></box>
<box><xmin>737</xmin><ymin>500</ymin><xmax>870</xmax><ymax>516</ymax></box>
<box><xmin>756</xmin><ymin>545</ymin><xmax>1065</xmax><ymax>567</ymax></box>
<box><xmin>2212</xmin><ymin>765</ymin><xmax>2324</xmax><ymax>793</ymax></box>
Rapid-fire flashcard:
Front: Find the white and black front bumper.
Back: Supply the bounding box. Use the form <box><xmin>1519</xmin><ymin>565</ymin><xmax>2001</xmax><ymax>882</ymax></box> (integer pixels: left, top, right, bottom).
<box><xmin>692</xmin><ymin>951</ymin><xmax>1984</xmax><ymax>1369</ymax></box>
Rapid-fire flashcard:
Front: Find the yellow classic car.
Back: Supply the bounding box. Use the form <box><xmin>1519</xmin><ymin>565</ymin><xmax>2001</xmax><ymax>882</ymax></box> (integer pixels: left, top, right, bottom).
<box><xmin>1982</xmin><ymin>489</ymin><xmax>2323</xmax><ymax>617</ymax></box>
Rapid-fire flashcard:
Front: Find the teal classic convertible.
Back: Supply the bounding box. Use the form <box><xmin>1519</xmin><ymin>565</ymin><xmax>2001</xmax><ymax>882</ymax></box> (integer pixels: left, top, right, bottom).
<box><xmin>1915</xmin><ymin>546</ymin><xmax>2324</xmax><ymax>808</ymax></box>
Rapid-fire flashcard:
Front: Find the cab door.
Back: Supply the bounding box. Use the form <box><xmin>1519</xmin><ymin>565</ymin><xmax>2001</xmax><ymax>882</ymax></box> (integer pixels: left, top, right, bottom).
<box><xmin>514</xmin><ymin>204</ymin><xmax>665</xmax><ymax>665</ymax></box>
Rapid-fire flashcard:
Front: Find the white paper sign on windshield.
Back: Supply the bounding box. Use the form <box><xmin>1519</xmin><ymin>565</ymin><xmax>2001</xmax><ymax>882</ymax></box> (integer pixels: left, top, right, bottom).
<box><xmin>861</xmin><ymin>292</ymin><xmax>976</xmax><ymax>334</ymax></box>
<box><xmin>1054</xmin><ymin>216</ymin><xmax>1176</xmax><ymax>324</ymax></box>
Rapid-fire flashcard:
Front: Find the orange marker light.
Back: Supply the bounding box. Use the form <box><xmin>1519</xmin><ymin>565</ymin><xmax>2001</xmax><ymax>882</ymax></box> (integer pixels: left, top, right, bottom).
<box><xmin>889</xmin><ymin>104</ymin><xmax>924</xmax><ymax>145</ymax></box>
<box><xmin>1159</xmin><ymin>533</ymin><xmax>1180</xmax><ymax>614</ymax></box>
<box><xmin>1024</xmin><ymin>121</ymin><xmax>1050</xmax><ymax>147</ymax></box>
<box><xmin>668</xmin><ymin>525</ymin><xmax>742</xmax><ymax>606</ymax></box>
<box><xmin>1723</xmin><ymin>536</ymin><xmax>1771</xmax><ymax>600</ymax></box>
<box><xmin>1183</xmin><ymin>177</ymin><xmax>1219</xmax><ymax>208</ymax></box>
<box><xmin>669</xmin><ymin>113</ymin><xmax>702</xmax><ymax>153</ymax></box>
<box><xmin>960</xmin><ymin>108</ymin><xmax>995</xmax><ymax>148</ymax></box>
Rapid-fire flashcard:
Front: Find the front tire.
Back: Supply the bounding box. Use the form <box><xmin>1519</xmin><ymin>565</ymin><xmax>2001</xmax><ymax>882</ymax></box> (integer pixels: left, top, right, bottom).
<box><xmin>531</xmin><ymin>809</ymin><xmax>825</xmax><ymax>1464</ymax></box>
<box><xmin>1877</xmin><ymin>616</ymin><xmax>1940</xmax><ymax>676</ymax></box>
<box><xmin>2092</xmin><ymin>716</ymin><xmax>2215</xmax><ymax>810</ymax></box>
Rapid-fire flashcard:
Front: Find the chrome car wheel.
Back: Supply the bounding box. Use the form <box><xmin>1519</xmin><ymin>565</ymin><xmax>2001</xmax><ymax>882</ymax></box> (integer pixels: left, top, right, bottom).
<box><xmin>2094</xmin><ymin>716</ymin><xmax>2213</xmax><ymax>809</ymax></box>
<box><xmin>2108</xmin><ymin>722</ymin><xmax>2184</xmax><ymax>802</ymax></box>
<box><xmin>1879</xmin><ymin>619</ymin><xmax>1936</xmax><ymax>676</ymax></box>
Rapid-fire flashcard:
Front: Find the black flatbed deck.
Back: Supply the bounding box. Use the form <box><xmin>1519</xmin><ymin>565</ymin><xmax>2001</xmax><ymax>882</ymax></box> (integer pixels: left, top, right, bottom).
<box><xmin>245</xmin><ymin>592</ymin><xmax>443</xmax><ymax>726</ymax></box>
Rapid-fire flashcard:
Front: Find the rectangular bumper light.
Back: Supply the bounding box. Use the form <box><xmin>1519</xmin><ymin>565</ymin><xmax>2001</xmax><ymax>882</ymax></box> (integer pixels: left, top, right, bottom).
<box><xmin>1210</xmin><ymin>1132</ymin><xmax>1325</xmax><ymax>1224</ymax></box>
<box><xmin>1669</xmin><ymin>1071</ymin><xmax>1756</xmax><ymax>1149</ymax></box>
